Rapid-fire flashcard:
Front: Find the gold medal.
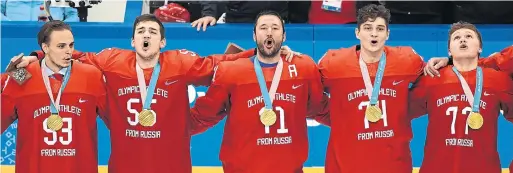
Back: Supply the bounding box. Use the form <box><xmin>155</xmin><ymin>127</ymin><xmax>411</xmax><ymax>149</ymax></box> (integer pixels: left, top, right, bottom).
<box><xmin>467</xmin><ymin>112</ymin><xmax>484</xmax><ymax>129</ymax></box>
<box><xmin>138</xmin><ymin>109</ymin><xmax>155</xmax><ymax>127</ymax></box>
<box><xmin>47</xmin><ymin>114</ymin><xmax>63</xmax><ymax>131</ymax></box>
<box><xmin>365</xmin><ymin>105</ymin><xmax>382</xmax><ymax>123</ymax></box>
<box><xmin>260</xmin><ymin>108</ymin><xmax>277</xmax><ymax>126</ymax></box>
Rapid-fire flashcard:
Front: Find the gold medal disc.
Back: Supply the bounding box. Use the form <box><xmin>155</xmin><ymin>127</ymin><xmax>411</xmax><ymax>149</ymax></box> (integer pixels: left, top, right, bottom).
<box><xmin>260</xmin><ymin>108</ymin><xmax>277</xmax><ymax>126</ymax></box>
<box><xmin>365</xmin><ymin>105</ymin><xmax>382</xmax><ymax>123</ymax></box>
<box><xmin>138</xmin><ymin>109</ymin><xmax>156</xmax><ymax>127</ymax></box>
<box><xmin>467</xmin><ymin>112</ymin><xmax>484</xmax><ymax>129</ymax></box>
<box><xmin>47</xmin><ymin>114</ymin><xmax>63</xmax><ymax>131</ymax></box>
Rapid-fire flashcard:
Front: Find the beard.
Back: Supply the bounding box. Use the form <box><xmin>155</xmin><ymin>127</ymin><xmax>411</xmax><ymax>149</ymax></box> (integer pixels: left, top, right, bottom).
<box><xmin>48</xmin><ymin>54</ymin><xmax>71</xmax><ymax>68</ymax></box>
<box><xmin>256</xmin><ymin>38</ymin><xmax>283</xmax><ymax>59</ymax></box>
<box><xmin>136</xmin><ymin>48</ymin><xmax>159</xmax><ymax>61</ymax></box>
<box><xmin>136</xmin><ymin>40</ymin><xmax>160</xmax><ymax>61</ymax></box>
<box><xmin>137</xmin><ymin>52</ymin><xmax>159</xmax><ymax>61</ymax></box>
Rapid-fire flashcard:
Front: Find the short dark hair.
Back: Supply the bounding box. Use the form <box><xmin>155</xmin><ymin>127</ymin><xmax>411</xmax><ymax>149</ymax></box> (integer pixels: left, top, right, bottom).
<box><xmin>253</xmin><ymin>10</ymin><xmax>285</xmax><ymax>33</ymax></box>
<box><xmin>356</xmin><ymin>4</ymin><xmax>391</xmax><ymax>29</ymax></box>
<box><xmin>37</xmin><ymin>20</ymin><xmax>72</xmax><ymax>50</ymax></box>
<box><xmin>133</xmin><ymin>14</ymin><xmax>165</xmax><ymax>40</ymax></box>
<box><xmin>448</xmin><ymin>21</ymin><xmax>482</xmax><ymax>49</ymax></box>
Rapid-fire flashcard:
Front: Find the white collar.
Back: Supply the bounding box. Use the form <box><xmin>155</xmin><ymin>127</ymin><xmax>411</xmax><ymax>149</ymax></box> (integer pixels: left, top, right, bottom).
<box><xmin>42</xmin><ymin>59</ymin><xmax>68</xmax><ymax>76</ymax></box>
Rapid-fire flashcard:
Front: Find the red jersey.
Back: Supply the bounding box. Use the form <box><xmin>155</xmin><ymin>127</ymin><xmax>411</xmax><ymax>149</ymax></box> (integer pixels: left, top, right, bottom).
<box><xmin>479</xmin><ymin>45</ymin><xmax>513</xmax><ymax>78</ymax></box>
<box><xmin>1</xmin><ymin>60</ymin><xmax>107</xmax><ymax>173</ymax></box>
<box><xmin>34</xmin><ymin>48</ymin><xmax>255</xmax><ymax>173</ymax></box>
<box><xmin>408</xmin><ymin>66</ymin><xmax>513</xmax><ymax>173</ymax></box>
<box><xmin>318</xmin><ymin>45</ymin><xmax>425</xmax><ymax>173</ymax></box>
<box><xmin>1</xmin><ymin>73</ymin><xmax>8</xmax><ymax>92</ymax></box>
<box><xmin>190</xmin><ymin>55</ymin><xmax>326</xmax><ymax>173</ymax></box>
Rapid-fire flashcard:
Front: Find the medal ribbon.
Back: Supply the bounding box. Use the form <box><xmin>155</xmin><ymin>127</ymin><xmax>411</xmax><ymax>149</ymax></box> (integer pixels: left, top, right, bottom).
<box><xmin>359</xmin><ymin>52</ymin><xmax>387</xmax><ymax>105</ymax></box>
<box><xmin>451</xmin><ymin>66</ymin><xmax>483</xmax><ymax>113</ymax></box>
<box><xmin>41</xmin><ymin>59</ymin><xmax>72</xmax><ymax>114</ymax></box>
<box><xmin>135</xmin><ymin>61</ymin><xmax>161</xmax><ymax>110</ymax></box>
<box><xmin>254</xmin><ymin>57</ymin><xmax>283</xmax><ymax>109</ymax></box>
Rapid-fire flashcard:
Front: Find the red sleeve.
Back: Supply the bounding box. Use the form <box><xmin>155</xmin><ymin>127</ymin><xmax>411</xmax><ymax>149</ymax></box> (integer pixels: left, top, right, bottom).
<box><xmin>1</xmin><ymin>73</ymin><xmax>8</xmax><ymax>93</ymax></box>
<box><xmin>31</xmin><ymin>48</ymin><xmax>117</xmax><ymax>70</ymax></box>
<box><xmin>181</xmin><ymin>49</ymin><xmax>255</xmax><ymax>86</ymax></box>
<box><xmin>310</xmin><ymin>94</ymin><xmax>331</xmax><ymax>126</ymax></box>
<box><xmin>304</xmin><ymin>57</ymin><xmax>331</xmax><ymax>126</ymax></box>
<box><xmin>408</xmin><ymin>75</ymin><xmax>429</xmax><ymax>119</ymax></box>
<box><xmin>1</xmin><ymin>78</ymin><xmax>17</xmax><ymax>133</ymax></box>
<box><xmin>318</xmin><ymin>50</ymin><xmax>334</xmax><ymax>91</ymax></box>
<box><xmin>92</xmin><ymin>72</ymin><xmax>109</xmax><ymax>128</ymax></box>
<box><xmin>479</xmin><ymin>46</ymin><xmax>513</xmax><ymax>78</ymax></box>
<box><xmin>408</xmin><ymin>47</ymin><xmax>427</xmax><ymax>77</ymax></box>
<box><xmin>31</xmin><ymin>50</ymin><xmax>83</xmax><ymax>61</ymax></box>
<box><xmin>499</xmin><ymin>76</ymin><xmax>513</xmax><ymax>123</ymax></box>
<box><xmin>315</xmin><ymin>51</ymin><xmax>336</xmax><ymax>126</ymax></box>
<box><xmin>398</xmin><ymin>46</ymin><xmax>426</xmax><ymax>79</ymax></box>
<box><xmin>189</xmin><ymin>63</ymin><xmax>231</xmax><ymax>134</ymax></box>
<box><xmin>1</xmin><ymin>94</ymin><xmax>17</xmax><ymax>133</ymax></box>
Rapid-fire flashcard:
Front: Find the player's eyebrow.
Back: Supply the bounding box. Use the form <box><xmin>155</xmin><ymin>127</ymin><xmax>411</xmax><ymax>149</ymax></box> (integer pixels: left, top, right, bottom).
<box><xmin>57</xmin><ymin>42</ymin><xmax>75</xmax><ymax>45</ymax></box>
<box><xmin>452</xmin><ymin>31</ymin><xmax>462</xmax><ymax>37</ymax></box>
<box><xmin>57</xmin><ymin>42</ymin><xmax>74</xmax><ymax>46</ymax></box>
<box><xmin>258</xmin><ymin>24</ymin><xmax>268</xmax><ymax>27</ymax></box>
<box><xmin>463</xmin><ymin>31</ymin><xmax>474</xmax><ymax>35</ymax></box>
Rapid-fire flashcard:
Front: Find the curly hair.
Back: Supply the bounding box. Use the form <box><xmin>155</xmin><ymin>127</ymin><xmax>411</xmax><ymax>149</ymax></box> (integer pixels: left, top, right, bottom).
<box><xmin>356</xmin><ymin>4</ymin><xmax>391</xmax><ymax>29</ymax></box>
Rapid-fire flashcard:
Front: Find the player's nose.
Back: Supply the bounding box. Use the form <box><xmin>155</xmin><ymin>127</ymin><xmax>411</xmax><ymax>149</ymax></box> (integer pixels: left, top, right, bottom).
<box><xmin>64</xmin><ymin>47</ymin><xmax>72</xmax><ymax>54</ymax></box>
<box><xmin>370</xmin><ymin>29</ymin><xmax>378</xmax><ymax>37</ymax></box>
<box><xmin>143</xmin><ymin>31</ymin><xmax>151</xmax><ymax>38</ymax></box>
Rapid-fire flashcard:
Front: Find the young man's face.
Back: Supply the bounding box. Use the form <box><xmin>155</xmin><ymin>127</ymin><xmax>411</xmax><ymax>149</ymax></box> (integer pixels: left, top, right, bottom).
<box><xmin>42</xmin><ymin>29</ymin><xmax>74</xmax><ymax>68</ymax></box>
<box><xmin>355</xmin><ymin>17</ymin><xmax>389</xmax><ymax>53</ymax></box>
<box><xmin>131</xmin><ymin>21</ymin><xmax>166</xmax><ymax>60</ymax></box>
<box><xmin>449</xmin><ymin>28</ymin><xmax>481</xmax><ymax>59</ymax></box>
<box><xmin>253</xmin><ymin>15</ymin><xmax>286</xmax><ymax>58</ymax></box>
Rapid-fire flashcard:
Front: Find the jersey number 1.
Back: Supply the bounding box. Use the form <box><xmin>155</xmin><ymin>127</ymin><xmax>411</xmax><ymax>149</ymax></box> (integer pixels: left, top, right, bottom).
<box><xmin>259</xmin><ymin>106</ymin><xmax>288</xmax><ymax>134</ymax></box>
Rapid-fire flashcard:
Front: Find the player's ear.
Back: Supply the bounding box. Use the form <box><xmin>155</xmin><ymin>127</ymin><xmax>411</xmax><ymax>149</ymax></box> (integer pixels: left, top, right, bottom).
<box><xmin>131</xmin><ymin>38</ymin><xmax>135</xmax><ymax>48</ymax></box>
<box><xmin>160</xmin><ymin>38</ymin><xmax>166</xmax><ymax>49</ymax></box>
<box><xmin>478</xmin><ymin>48</ymin><xmax>482</xmax><ymax>54</ymax></box>
<box><xmin>283</xmin><ymin>32</ymin><xmax>287</xmax><ymax>43</ymax></box>
<box><xmin>386</xmin><ymin>29</ymin><xmax>390</xmax><ymax>40</ymax></box>
<box><xmin>42</xmin><ymin>43</ymin><xmax>49</xmax><ymax>54</ymax></box>
<box><xmin>253</xmin><ymin>32</ymin><xmax>256</xmax><ymax>42</ymax></box>
<box><xmin>355</xmin><ymin>28</ymin><xmax>360</xmax><ymax>39</ymax></box>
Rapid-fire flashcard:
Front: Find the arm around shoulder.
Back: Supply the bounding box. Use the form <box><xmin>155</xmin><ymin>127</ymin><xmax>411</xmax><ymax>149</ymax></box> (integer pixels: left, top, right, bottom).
<box><xmin>32</xmin><ymin>47</ymin><xmax>121</xmax><ymax>70</ymax></box>
<box><xmin>86</xmin><ymin>65</ymin><xmax>109</xmax><ymax>128</ymax></box>
<box><xmin>189</xmin><ymin>62</ymin><xmax>232</xmax><ymax>134</ymax></box>
<box><xmin>498</xmin><ymin>72</ymin><xmax>513</xmax><ymax>122</ymax></box>
<box><xmin>408</xmin><ymin>75</ymin><xmax>429</xmax><ymax>119</ymax></box>
<box><xmin>482</xmin><ymin>45</ymin><xmax>513</xmax><ymax>76</ymax></box>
